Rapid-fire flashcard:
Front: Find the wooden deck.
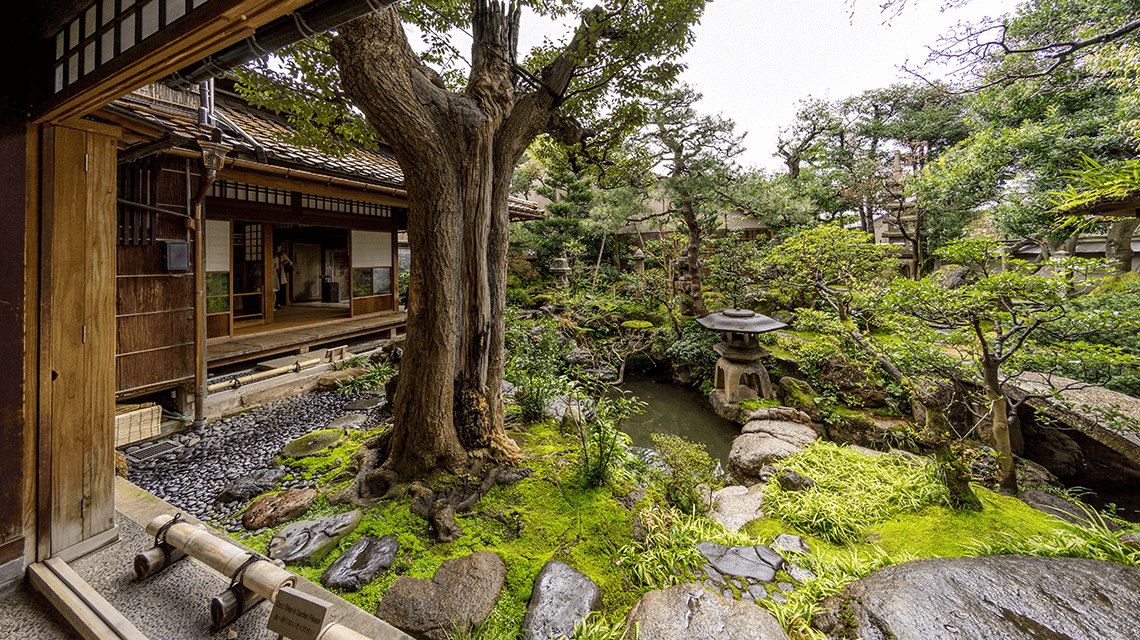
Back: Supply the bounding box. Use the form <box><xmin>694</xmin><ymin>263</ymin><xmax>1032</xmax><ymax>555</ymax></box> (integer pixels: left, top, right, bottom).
<box><xmin>207</xmin><ymin>304</ymin><xmax>406</xmax><ymax>367</ymax></box>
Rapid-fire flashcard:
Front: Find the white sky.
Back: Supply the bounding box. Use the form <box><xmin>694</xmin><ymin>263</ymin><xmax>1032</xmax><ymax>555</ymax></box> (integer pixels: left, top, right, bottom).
<box><xmin>422</xmin><ymin>0</ymin><xmax>1023</xmax><ymax>172</ymax></box>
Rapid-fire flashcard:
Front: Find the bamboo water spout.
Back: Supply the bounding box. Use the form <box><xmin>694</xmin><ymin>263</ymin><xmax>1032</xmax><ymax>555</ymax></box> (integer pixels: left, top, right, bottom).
<box><xmin>145</xmin><ymin>514</ymin><xmax>296</xmax><ymax>601</ymax></box>
<box><xmin>143</xmin><ymin>515</ymin><xmax>372</xmax><ymax>640</ymax></box>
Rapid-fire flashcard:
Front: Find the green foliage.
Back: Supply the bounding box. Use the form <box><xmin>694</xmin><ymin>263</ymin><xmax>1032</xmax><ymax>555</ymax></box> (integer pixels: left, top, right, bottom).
<box><xmin>763</xmin><ymin>442</ymin><xmax>954</xmax><ymax>545</ymax></box>
<box><xmin>663</xmin><ymin>319</ymin><xmax>721</xmax><ymax>392</ymax></box>
<box><xmin>964</xmin><ymin>514</ymin><xmax>1140</xmax><ymax>568</ymax></box>
<box><xmin>335</xmin><ymin>361</ymin><xmax>396</xmax><ymax>395</ymax></box>
<box><xmin>649</xmin><ymin>433</ymin><xmax>720</xmax><ymax>515</ymax></box>
<box><xmin>614</xmin><ymin>507</ymin><xmax>753</xmax><ymax>589</ymax></box>
<box><xmin>332</xmin><ymin>355</ymin><xmax>367</xmax><ymax>371</ymax></box>
<box><xmin>704</xmin><ymin>231</ymin><xmax>766</xmax><ymax>309</ymax></box>
<box><xmin>505</xmin><ymin>313</ymin><xmax>571</xmax><ymax>422</ymax></box>
<box><xmin>573</xmin><ymin>381</ymin><xmax>645</xmax><ymax>488</ymax></box>
<box><xmin>761</xmin><ymin>224</ymin><xmax>897</xmax><ymax>319</ymax></box>
<box><xmin>505</xmin><ymin>287</ymin><xmax>532</xmax><ymax>309</ymax></box>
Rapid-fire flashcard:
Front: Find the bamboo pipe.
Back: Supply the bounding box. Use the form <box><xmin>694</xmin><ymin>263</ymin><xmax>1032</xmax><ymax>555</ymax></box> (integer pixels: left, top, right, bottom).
<box><xmin>145</xmin><ymin>515</ymin><xmax>376</xmax><ymax>640</ymax></box>
<box><xmin>206</xmin><ymin>357</ymin><xmax>322</xmax><ymax>393</ymax></box>
<box><xmin>133</xmin><ymin>545</ymin><xmax>188</xmax><ymax>580</ymax></box>
<box><xmin>145</xmin><ymin>515</ymin><xmax>296</xmax><ymax>601</ymax></box>
<box><xmin>210</xmin><ymin>583</ymin><xmax>264</xmax><ymax>631</ymax></box>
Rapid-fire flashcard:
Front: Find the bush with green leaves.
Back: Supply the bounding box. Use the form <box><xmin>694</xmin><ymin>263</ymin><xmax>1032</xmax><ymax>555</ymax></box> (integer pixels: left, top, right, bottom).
<box><xmin>650</xmin><ymin>433</ymin><xmax>720</xmax><ymax>515</ymax></box>
<box><xmin>664</xmin><ymin>319</ymin><xmax>721</xmax><ymax>393</ymax></box>
<box><xmin>763</xmin><ymin>441</ymin><xmax>954</xmax><ymax>545</ymax></box>
<box><xmin>574</xmin><ymin>381</ymin><xmax>645</xmax><ymax>488</ymax></box>
<box><xmin>505</xmin><ymin>311</ymin><xmax>570</xmax><ymax>422</ymax></box>
<box><xmin>614</xmin><ymin>507</ymin><xmax>753</xmax><ymax>589</ymax></box>
<box><xmin>335</xmin><ymin>360</ymin><xmax>396</xmax><ymax>395</ymax></box>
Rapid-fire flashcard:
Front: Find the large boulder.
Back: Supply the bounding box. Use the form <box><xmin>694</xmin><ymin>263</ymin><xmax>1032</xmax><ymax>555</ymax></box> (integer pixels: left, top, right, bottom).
<box><xmin>267</xmin><ymin>510</ymin><xmax>362</xmax><ymax>566</ymax></box>
<box><xmin>1019</xmin><ymin>490</ymin><xmax>1123</xmax><ymax>531</ymax></box>
<box><xmin>521</xmin><ymin>560</ymin><xmax>601</xmax><ymax>640</ymax></box>
<box><xmin>819</xmin><ymin>355</ymin><xmax>886</xmax><ymax>407</ymax></box>
<box><xmin>376</xmin><ymin>550</ymin><xmax>506</xmax><ymax>640</ymax></box>
<box><xmin>775</xmin><ymin>377</ymin><xmax>822</xmax><ymax>422</ymax></box>
<box><xmin>729</xmin><ymin>419</ymin><xmax>818</xmax><ymax>483</ymax></box>
<box><xmin>242</xmin><ymin>487</ymin><xmax>316</xmax><ymax>530</ymax></box>
<box><xmin>216</xmin><ymin>467</ymin><xmax>286</xmax><ymax>503</ymax></box>
<box><xmin>812</xmin><ymin>556</ymin><xmax>1140</xmax><ymax>640</ymax></box>
<box><xmin>320</xmin><ymin>536</ymin><xmax>399</xmax><ymax>592</ymax></box>
<box><xmin>624</xmin><ymin>582</ymin><xmax>790</xmax><ymax>640</ymax></box>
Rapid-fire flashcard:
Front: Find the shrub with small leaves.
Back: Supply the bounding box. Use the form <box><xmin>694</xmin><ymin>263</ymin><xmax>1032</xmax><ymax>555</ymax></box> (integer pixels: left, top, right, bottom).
<box><xmin>650</xmin><ymin>433</ymin><xmax>720</xmax><ymax>515</ymax></box>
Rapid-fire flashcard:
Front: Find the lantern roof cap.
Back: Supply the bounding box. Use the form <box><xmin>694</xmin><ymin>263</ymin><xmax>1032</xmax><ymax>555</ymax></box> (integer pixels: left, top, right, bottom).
<box><xmin>697</xmin><ymin>308</ymin><xmax>786</xmax><ymax>334</ymax></box>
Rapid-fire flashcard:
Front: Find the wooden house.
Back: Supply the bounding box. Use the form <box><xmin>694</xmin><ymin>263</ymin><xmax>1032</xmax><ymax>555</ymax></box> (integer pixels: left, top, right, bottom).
<box><xmin>0</xmin><ymin>0</ymin><xmax>539</xmax><ymax>603</ymax></box>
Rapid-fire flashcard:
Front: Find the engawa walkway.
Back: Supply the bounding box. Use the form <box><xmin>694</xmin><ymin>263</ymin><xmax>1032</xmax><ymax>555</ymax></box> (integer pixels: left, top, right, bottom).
<box><xmin>208</xmin><ymin>310</ymin><xmax>406</xmax><ymax>367</ymax></box>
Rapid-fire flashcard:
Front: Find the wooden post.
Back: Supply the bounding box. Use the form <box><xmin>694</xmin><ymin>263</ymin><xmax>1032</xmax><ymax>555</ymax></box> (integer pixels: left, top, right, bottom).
<box><xmin>133</xmin><ymin>545</ymin><xmax>187</xmax><ymax>580</ymax></box>
<box><xmin>210</xmin><ymin>583</ymin><xmax>264</xmax><ymax>631</ymax></box>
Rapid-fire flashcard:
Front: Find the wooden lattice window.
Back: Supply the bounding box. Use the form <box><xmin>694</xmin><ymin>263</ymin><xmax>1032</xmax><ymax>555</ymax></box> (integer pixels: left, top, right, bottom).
<box><xmin>117</xmin><ymin>159</ymin><xmax>155</xmax><ymax>245</ymax></box>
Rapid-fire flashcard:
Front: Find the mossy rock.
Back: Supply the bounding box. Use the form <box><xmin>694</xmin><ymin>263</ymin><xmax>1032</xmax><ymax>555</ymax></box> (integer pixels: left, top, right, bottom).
<box><xmin>776</xmin><ymin>377</ymin><xmax>822</xmax><ymax>421</ymax></box>
<box><xmin>621</xmin><ymin>320</ymin><xmax>654</xmax><ymax>330</ymax></box>
<box><xmin>280</xmin><ymin>428</ymin><xmax>349</xmax><ymax>459</ymax></box>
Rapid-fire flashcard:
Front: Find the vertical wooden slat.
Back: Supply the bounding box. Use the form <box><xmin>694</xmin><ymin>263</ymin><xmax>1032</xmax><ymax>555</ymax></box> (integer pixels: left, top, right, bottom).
<box><xmin>36</xmin><ymin>125</ymin><xmax>56</xmax><ymax>561</ymax></box>
<box><xmin>49</xmin><ymin>125</ymin><xmax>88</xmax><ymax>553</ymax></box>
<box><xmin>84</xmin><ymin>130</ymin><xmax>116</xmax><ymax>539</ymax></box>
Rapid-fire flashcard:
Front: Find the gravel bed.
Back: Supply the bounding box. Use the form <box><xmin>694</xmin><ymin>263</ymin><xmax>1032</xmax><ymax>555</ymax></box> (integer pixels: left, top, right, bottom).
<box><xmin>126</xmin><ymin>391</ymin><xmax>387</xmax><ymax>533</ymax></box>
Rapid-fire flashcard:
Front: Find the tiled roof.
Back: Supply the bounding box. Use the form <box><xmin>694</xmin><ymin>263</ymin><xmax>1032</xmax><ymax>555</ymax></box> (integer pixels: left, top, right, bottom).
<box><xmin>110</xmin><ymin>86</ymin><xmax>541</xmax><ymax>216</ymax></box>
<box><xmin>112</xmin><ymin>89</ymin><xmax>405</xmax><ymax>187</ymax></box>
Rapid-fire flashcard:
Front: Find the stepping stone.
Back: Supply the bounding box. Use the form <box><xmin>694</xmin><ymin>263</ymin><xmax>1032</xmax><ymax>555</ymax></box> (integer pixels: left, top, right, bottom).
<box><xmin>376</xmin><ymin>551</ymin><xmax>505</xmax><ymax>640</ymax></box>
<box><xmin>268</xmin><ymin>510</ymin><xmax>362</xmax><ymax>566</ymax></box>
<box><xmin>521</xmin><ymin>560</ymin><xmax>601</xmax><ymax>640</ymax></box>
<box><xmin>242</xmin><ymin>488</ymin><xmax>316</xmax><ymax>530</ymax></box>
<box><xmin>697</xmin><ymin>542</ymin><xmax>777</xmax><ymax>583</ymax></box>
<box><xmin>772</xmin><ymin>534</ymin><xmax>811</xmax><ymax>556</ymax></box>
<box><xmin>321</xmin><ymin>536</ymin><xmax>399</xmax><ymax>592</ymax></box>
<box><xmin>326</xmin><ymin>413</ymin><xmax>369</xmax><ymax>430</ymax></box>
<box><xmin>216</xmin><ymin>467</ymin><xmax>285</xmax><ymax>503</ymax></box>
<box><xmin>785</xmin><ymin>562</ymin><xmax>817</xmax><ymax>585</ymax></box>
<box><xmin>709</xmin><ymin>485</ymin><xmax>766</xmax><ymax>532</ymax></box>
<box><xmin>343</xmin><ymin>398</ymin><xmax>381</xmax><ymax>411</ymax></box>
<box><xmin>748</xmin><ymin>584</ymin><xmax>768</xmax><ymax>601</ymax></box>
<box><xmin>778</xmin><ymin>581</ymin><xmax>795</xmax><ymax>593</ymax></box>
<box><xmin>280</xmin><ymin>428</ymin><xmax>348</xmax><ymax>459</ymax></box>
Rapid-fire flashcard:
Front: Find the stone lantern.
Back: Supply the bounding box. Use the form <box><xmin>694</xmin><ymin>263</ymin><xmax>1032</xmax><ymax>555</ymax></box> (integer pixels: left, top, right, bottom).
<box><xmin>631</xmin><ymin>248</ymin><xmax>646</xmax><ymax>273</ymax></box>
<box><xmin>698</xmin><ymin>309</ymin><xmax>786</xmax><ymax>408</ymax></box>
<box><xmin>549</xmin><ymin>256</ymin><xmax>571</xmax><ymax>288</ymax></box>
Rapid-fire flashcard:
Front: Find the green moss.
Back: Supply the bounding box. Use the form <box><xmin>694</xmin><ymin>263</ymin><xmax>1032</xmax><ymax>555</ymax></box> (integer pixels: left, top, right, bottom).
<box><xmin>621</xmin><ymin>320</ymin><xmax>654</xmax><ymax>330</ymax></box>
<box><xmin>778</xmin><ymin>377</ymin><xmax>819</xmax><ymax>414</ymax></box>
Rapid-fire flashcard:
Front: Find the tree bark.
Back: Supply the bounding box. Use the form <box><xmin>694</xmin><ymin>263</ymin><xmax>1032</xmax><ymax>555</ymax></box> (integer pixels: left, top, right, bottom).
<box><xmin>330</xmin><ymin>3</ymin><xmax>603</xmax><ymax>481</ymax></box>
<box><xmin>982</xmin><ymin>358</ymin><xmax>1018</xmax><ymax>495</ymax></box>
<box><xmin>677</xmin><ymin>187</ymin><xmax>708</xmax><ymax>316</ymax></box>
<box><xmin>1106</xmin><ymin>217</ymin><xmax>1139</xmax><ymax>273</ymax></box>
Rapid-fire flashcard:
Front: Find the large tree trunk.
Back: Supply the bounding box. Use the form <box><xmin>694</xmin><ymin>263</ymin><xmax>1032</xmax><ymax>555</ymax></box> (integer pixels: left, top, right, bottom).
<box><xmin>330</xmin><ymin>3</ymin><xmax>599</xmax><ymax>482</ymax></box>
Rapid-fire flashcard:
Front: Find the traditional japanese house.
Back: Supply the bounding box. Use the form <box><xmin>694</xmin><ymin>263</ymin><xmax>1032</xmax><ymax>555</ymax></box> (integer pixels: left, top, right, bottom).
<box><xmin>97</xmin><ymin>80</ymin><xmax>540</xmax><ymax>408</ymax></box>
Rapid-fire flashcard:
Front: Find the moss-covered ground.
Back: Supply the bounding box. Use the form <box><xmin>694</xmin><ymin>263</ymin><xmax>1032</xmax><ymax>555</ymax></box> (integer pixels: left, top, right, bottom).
<box><xmin>225</xmin><ymin>414</ymin><xmax>1138</xmax><ymax>640</ymax></box>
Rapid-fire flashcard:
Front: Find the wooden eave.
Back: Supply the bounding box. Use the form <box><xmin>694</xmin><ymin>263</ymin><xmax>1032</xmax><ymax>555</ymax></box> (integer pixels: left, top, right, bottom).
<box><xmin>33</xmin><ymin>0</ymin><xmax>316</xmax><ymax>125</ymax></box>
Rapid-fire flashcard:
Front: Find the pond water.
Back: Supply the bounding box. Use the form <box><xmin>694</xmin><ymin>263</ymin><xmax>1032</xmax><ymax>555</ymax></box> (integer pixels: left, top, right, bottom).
<box><xmin>617</xmin><ymin>379</ymin><xmax>741</xmax><ymax>464</ymax></box>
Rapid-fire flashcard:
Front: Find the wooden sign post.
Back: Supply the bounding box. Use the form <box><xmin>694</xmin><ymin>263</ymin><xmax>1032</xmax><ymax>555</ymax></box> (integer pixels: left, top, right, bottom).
<box><xmin>267</xmin><ymin>586</ymin><xmax>331</xmax><ymax>640</ymax></box>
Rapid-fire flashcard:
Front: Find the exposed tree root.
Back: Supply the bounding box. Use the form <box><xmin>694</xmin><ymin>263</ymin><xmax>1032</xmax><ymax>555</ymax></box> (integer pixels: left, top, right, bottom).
<box><xmin>408</xmin><ymin>467</ymin><xmax>535</xmax><ymax>542</ymax></box>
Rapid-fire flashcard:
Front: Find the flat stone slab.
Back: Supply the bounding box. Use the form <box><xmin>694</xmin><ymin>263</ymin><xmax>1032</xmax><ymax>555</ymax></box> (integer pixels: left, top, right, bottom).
<box><xmin>216</xmin><ymin>467</ymin><xmax>285</xmax><ymax>503</ymax></box>
<box><xmin>625</xmin><ymin>583</ymin><xmax>789</xmax><ymax>640</ymax></box>
<box><xmin>696</xmin><ymin>542</ymin><xmax>782</xmax><ymax>582</ymax></box>
<box><xmin>813</xmin><ymin>556</ymin><xmax>1140</xmax><ymax>640</ymax></box>
<box><xmin>242</xmin><ymin>487</ymin><xmax>316</xmax><ymax>530</ymax></box>
<box><xmin>321</xmin><ymin>535</ymin><xmax>398</xmax><ymax>592</ymax></box>
<box><xmin>742</xmin><ymin>419</ymin><xmax>819</xmax><ymax>445</ymax></box>
<box><xmin>771</xmin><ymin>534</ymin><xmax>811</xmax><ymax>556</ymax></box>
<box><xmin>268</xmin><ymin>510</ymin><xmax>362</xmax><ymax>566</ymax></box>
<box><xmin>521</xmin><ymin>560</ymin><xmax>601</xmax><ymax>640</ymax></box>
<box><xmin>708</xmin><ymin>485</ymin><xmax>766</xmax><ymax>532</ymax></box>
<box><xmin>326</xmin><ymin>413</ymin><xmax>369</xmax><ymax>430</ymax></box>
<box><xmin>343</xmin><ymin>398</ymin><xmax>382</xmax><ymax>411</ymax></box>
<box><xmin>280</xmin><ymin>428</ymin><xmax>348</xmax><ymax>459</ymax></box>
